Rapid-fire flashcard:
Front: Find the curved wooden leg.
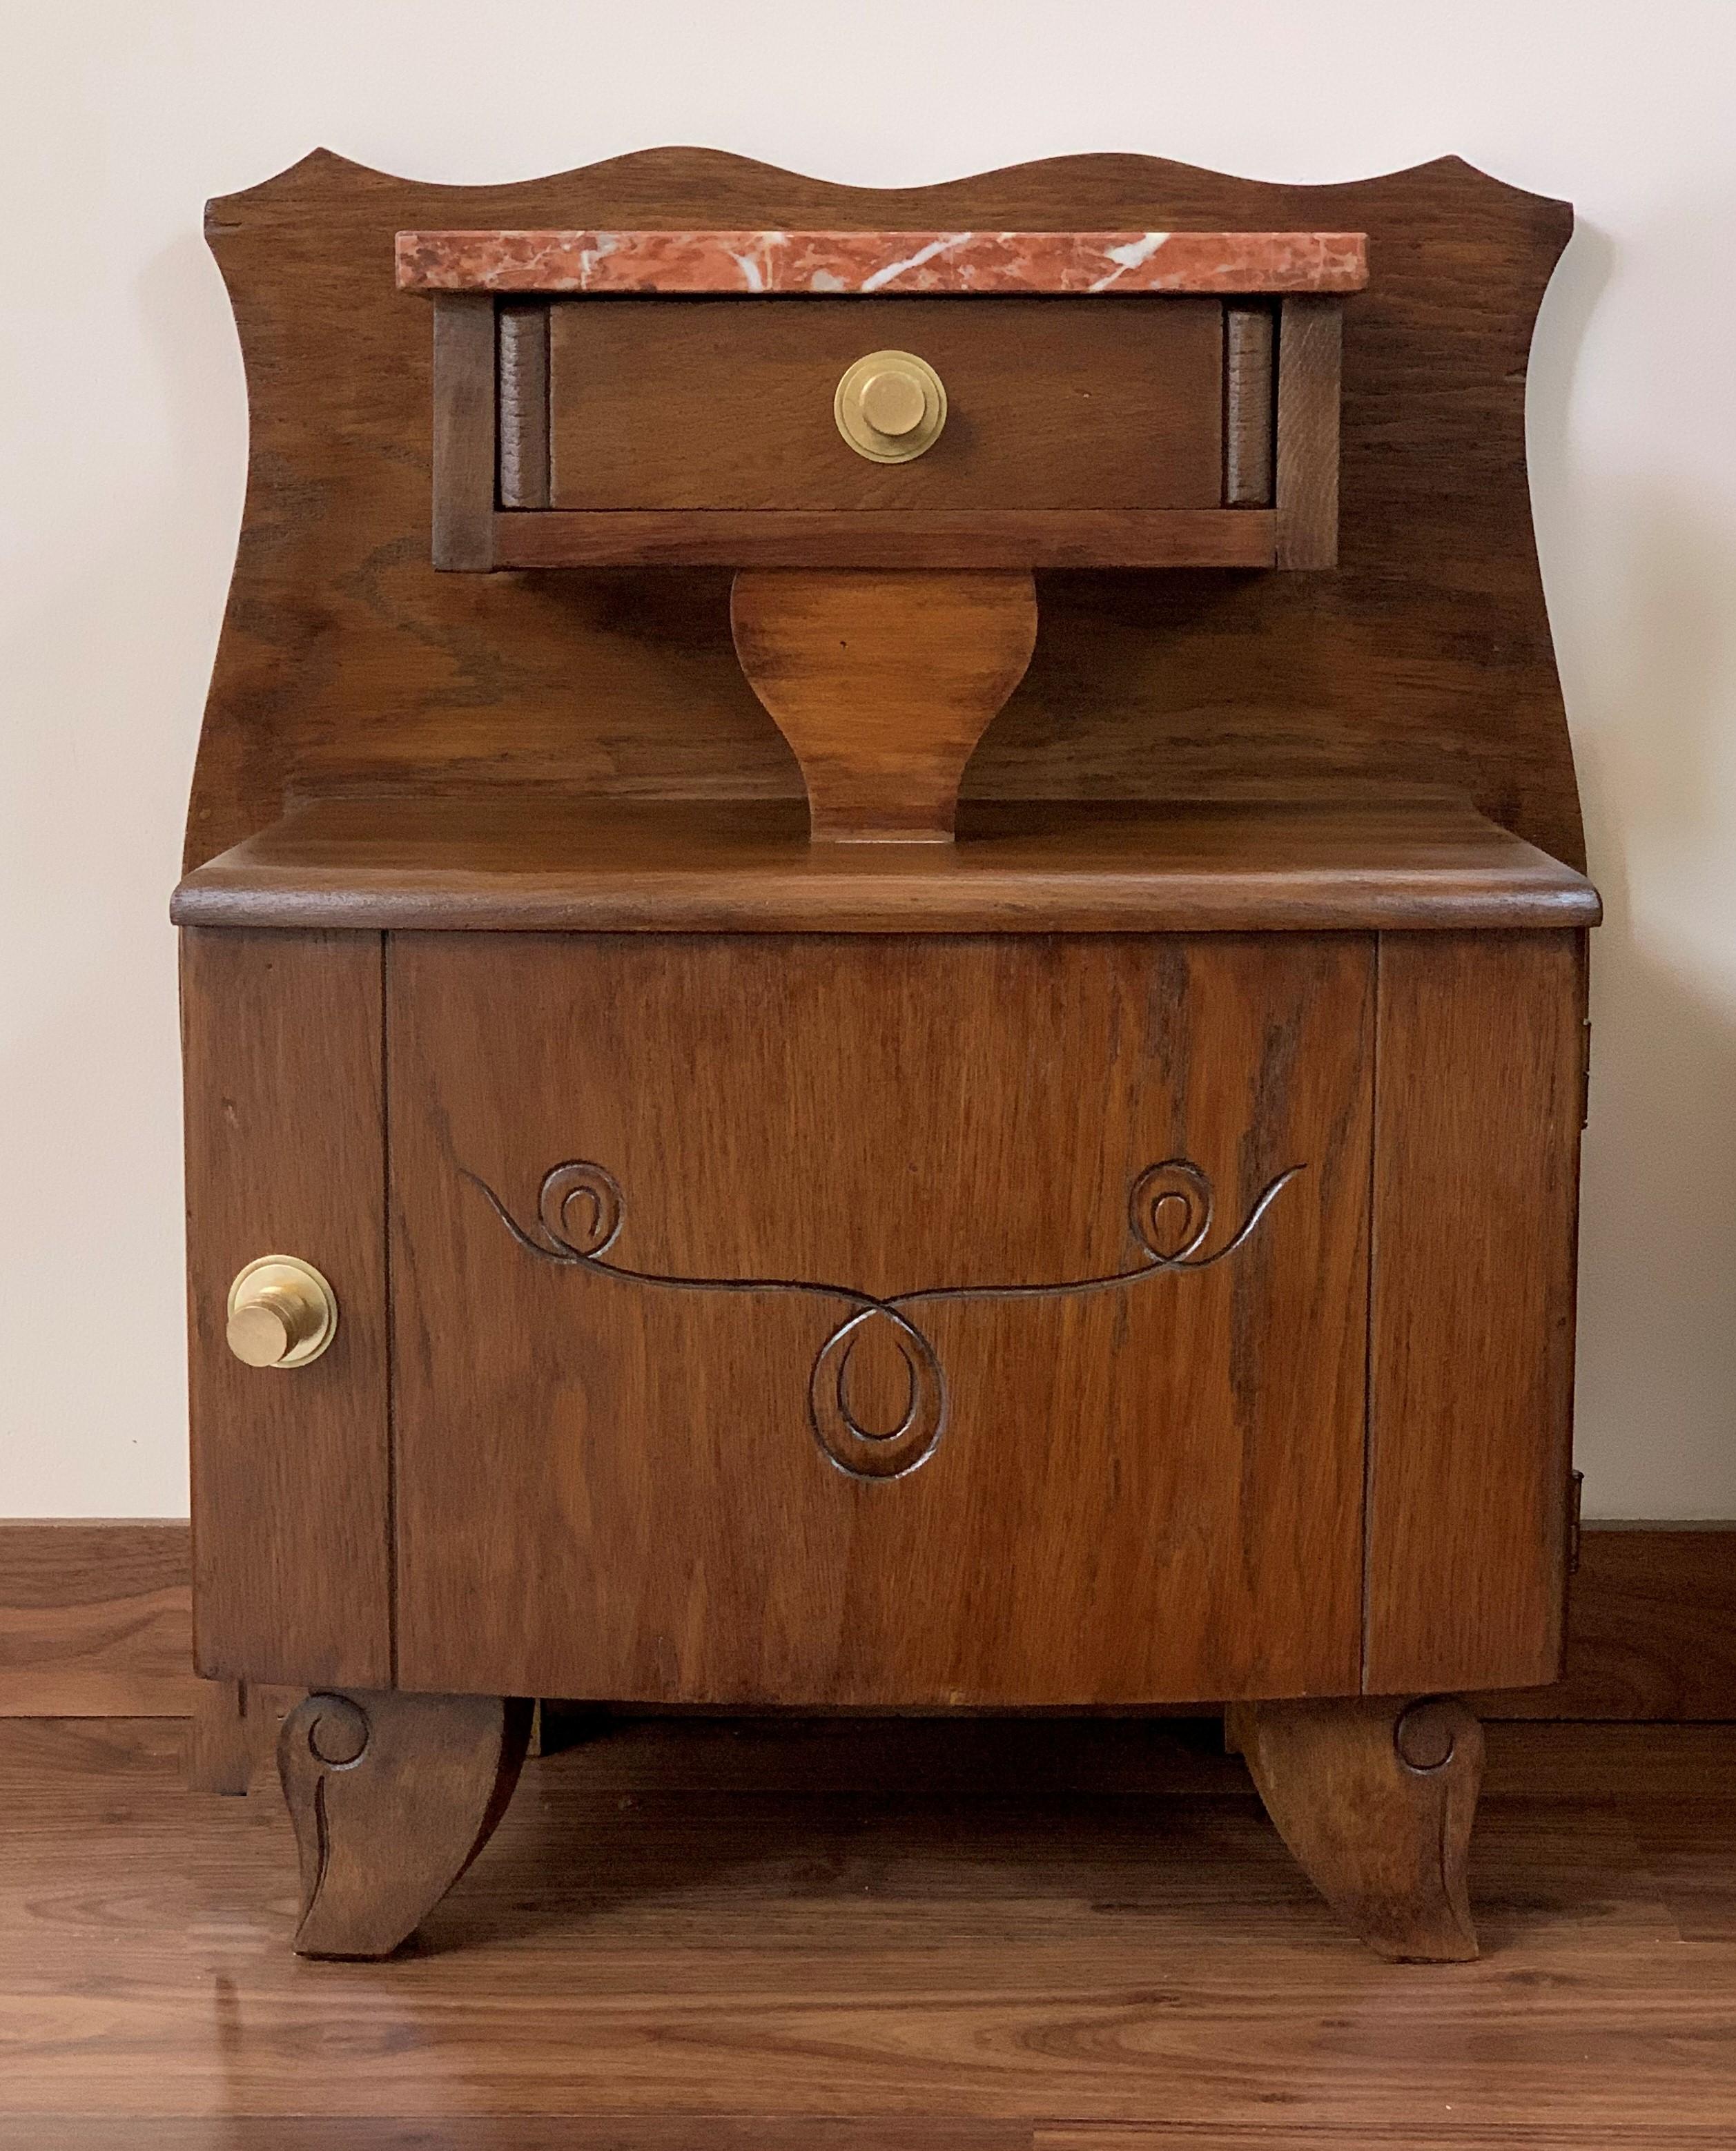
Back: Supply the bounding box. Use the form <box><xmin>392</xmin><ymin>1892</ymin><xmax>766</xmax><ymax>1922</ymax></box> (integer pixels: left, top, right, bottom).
<box><xmin>1241</xmin><ymin>1695</ymin><xmax>1483</xmax><ymax>1961</ymax></box>
<box><xmin>277</xmin><ymin>1690</ymin><xmax>531</xmax><ymax>1958</ymax></box>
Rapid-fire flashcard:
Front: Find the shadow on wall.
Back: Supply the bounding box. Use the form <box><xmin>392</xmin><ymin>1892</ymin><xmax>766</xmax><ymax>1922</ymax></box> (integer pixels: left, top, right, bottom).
<box><xmin>0</xmin><ymin>227</ymin><xmax>244</xmax><ymax>1512</ymax></box>
<box><xmin>1570</xmin><ymin>473</ymin><xmax>1736</xmax><ymax>1519</ymax></box>
<box><xmin>1577</xmin><ymin>941</ymin><xmax>1736</xmax><ymax>1517</ymax></box>
<box><xmin>1527</xmin><ymin>217</ymin><xmax>1736</xmax><ymax>1519</ymax></box>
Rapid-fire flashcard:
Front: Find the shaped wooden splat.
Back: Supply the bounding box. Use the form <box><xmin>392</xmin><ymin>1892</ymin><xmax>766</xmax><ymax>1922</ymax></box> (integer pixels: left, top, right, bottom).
<box><xmin>730</xmin><ymin>569</ymin><xmax>1038</xmax><ymax>843</ymax></box>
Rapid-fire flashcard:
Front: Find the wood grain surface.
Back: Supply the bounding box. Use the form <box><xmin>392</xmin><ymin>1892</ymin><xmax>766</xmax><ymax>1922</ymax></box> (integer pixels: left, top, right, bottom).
<box><xmin>730</xmin><ymin>570</ymin><xmax>1037</xmax><ymax>839</ymax></box>
<box><xmin>1274</xmin><ymin>294</ymin><xmax>1343</xmax><ymax>567</ymax></box>
<box><xmin>489</xmin><ymin>505</ymin><xmax>1278</xmax><ymax>568</ymax></box>
<box><xmin>172</xmin><ymin>794</ymin><xmax>1600</xmax><ymax>935</ymax></box>
<box><xmin>10</xmin><ymin>1521</ymin><xmax>1728</xmax><ymax>1720</ymax></box>
<box><xmin>1240</xmin><ymin>1695</ymin><xmax>1483</xmax><ymax>1960</ymax></box>
<box><xmin>1364</xmin><ymin>933</ymin><xmax>1588</xmax><ymax>1693</ymax></box>
<box><xmin>3</xmin><ymin>1713</ymin><xmax>1735</xmax><ymax>2141</ymax></box>
<box><xmin>188</xmin><ymin>148</ymin><xmax>1581</xmax><ymax>873</ymax></box>
<box><xmin>547</xmin><ymin>296</ymin><xmax>1225</xmax><ymax>510</ymax></box>
<box><xmin>181</xmin><ymin>930</ymin><xmax>392</xmax><ymax>1687</ymax></box>
<box><xmin>1476</xmin><ymin>1523</ymin><xmax>1736</xmax><ymax>1719</ymax></box>
<box><xmin>279</xmin><ymin>1689</ymin><xmax>531</xmax><ymax>1956</ymax></box>
<box><xmin>430</xmin><ymin>293</ymin><xmax>495</xmax><ymax>569</ymax></box>
<box><xmin>389</xmin><ymin>932</ymin><xmax>1372</xmax><ymax>1704</ymax></box>
<box><xmin>0</xmin><ymin>1522</ymin><xmax>197</xmax><ymax>1715</ymax></box>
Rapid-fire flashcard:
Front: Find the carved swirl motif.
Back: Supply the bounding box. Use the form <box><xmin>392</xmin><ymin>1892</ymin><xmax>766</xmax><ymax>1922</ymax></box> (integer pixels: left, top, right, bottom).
<box><xmin>1129</xmin><ymin>1160</ymin><xmax>1214</xmax><ymax>1261</ymax></box>
<box><xmin>1394</xmin><ymin>1697</ymin><xmax>1463</xmax><ymax>1774</ymax></box>
<box><xmin>538</xmin><ymin>1161</ymin><xmax>623</xmax><ymax>1258</ymax></box>
<box><xmin>300</xmin><ymin>1691</ymin><xmax>369</xmax><ymax>1769</ymax></box>
<box><xmin>469</xmin><ymin>1157</ymin><xmax>1303</xmax><ymax>1482</ymax></box>
<box><xmin>809</xmin><ymin>1306</ymin><xmax>946</xmax><ymax>1481</ymax></box>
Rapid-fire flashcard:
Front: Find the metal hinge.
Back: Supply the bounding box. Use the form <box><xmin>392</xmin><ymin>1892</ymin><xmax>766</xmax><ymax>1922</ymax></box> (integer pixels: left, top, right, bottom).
<box><xmin>1568</xmin><ymin>1469</ymin><xmax>1585</xmax><ymax>1575</ymax></box>
<box><xmin>1581</xmin><ymin>1018</ymin><xmax>1592</xmax><ymax>1129</ymax></box>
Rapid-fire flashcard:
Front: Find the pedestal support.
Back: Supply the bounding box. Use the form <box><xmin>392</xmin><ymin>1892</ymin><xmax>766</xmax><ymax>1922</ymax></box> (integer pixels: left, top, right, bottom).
<box><xmin>730</xmin><ymin>568</ymin><xmax>1037</xmax><ymax>842</ymax></box>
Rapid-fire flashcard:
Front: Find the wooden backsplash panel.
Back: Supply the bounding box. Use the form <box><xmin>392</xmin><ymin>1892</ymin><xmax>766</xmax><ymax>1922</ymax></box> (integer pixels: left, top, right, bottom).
<box><xmin>188</xmin><ymin>148</ymin><xmax>1579</xmax><ymax>873</ymax></box>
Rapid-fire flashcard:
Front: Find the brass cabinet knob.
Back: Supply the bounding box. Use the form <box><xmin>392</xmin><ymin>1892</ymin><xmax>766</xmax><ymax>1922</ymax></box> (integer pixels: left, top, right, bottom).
<box><xmin>226</xmin><ymin>1256</ymin><xmax>338</xmax><ymax>1369</ymax></box>
<box><xmin>858</xmin><ymin>367</ymin><xmax>928</xmax><ymax>438</ymax></box>
<box><xmin>835</xmin><ymin>349</ymin><xmax>947</xmax><ymax>463</ymax></box>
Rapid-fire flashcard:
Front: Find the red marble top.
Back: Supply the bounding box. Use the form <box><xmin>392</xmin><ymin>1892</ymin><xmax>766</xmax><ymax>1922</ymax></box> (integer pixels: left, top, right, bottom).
<box><xmin>395</xmin><ymin>228</ymin><xmax>1367</xmax><ymax>297</ymax></box>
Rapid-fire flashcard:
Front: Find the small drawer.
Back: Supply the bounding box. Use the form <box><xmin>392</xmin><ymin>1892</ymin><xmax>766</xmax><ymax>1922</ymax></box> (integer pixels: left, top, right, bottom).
<box><xmin>545</xmin><ymin>296</ymin><xmax>1227</xmax><ymax>512</ymax></box>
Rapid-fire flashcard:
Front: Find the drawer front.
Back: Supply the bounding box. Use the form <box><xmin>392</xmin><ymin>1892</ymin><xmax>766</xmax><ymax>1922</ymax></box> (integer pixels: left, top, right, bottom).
<box><xmin>547</xmin><ymin>297</ymin><xmax>1226</xmax><ymax>511</ymax></box>
<box><xmin>389</xmin><ymin>931</ymin><xmax>1372</xmax><ymax>1706</ymax></box>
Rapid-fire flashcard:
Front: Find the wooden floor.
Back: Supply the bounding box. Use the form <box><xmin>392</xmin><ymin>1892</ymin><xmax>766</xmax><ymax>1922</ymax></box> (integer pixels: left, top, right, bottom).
<box><xmin>3</xmin><ymin>1714</ymin><xmax>1735</xmax><ymax>2148</ymax></box>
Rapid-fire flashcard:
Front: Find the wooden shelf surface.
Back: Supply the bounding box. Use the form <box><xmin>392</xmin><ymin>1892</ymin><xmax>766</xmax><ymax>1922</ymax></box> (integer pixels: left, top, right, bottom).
<box><xmin>173</xmin><ymin>794</ymin><xmax>1599</xmax><ymax>935</ymax></box>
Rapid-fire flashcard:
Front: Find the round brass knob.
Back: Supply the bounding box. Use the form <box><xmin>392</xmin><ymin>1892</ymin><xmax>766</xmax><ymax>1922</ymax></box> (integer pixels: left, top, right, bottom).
<box><xmin>835</xmin><ymin>349</ymin><xmax>947</xmax><ymax>463</ymax></box>
<box><xmin>858</xmin><ymin>367</ymin><xmax>927</xmax><ymax>438</ymax></box>
<box><xmin>226</xmin><ymin>1256</ymin><xmax>338</xmax><ymax>1370</ymax></box>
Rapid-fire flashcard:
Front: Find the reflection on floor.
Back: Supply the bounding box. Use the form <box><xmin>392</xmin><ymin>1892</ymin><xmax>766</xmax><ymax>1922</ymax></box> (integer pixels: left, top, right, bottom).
<box><xmin>1</xmin><ymin>1713</ymin><xmax>1734</xmax><ymax>2147</ymax></box>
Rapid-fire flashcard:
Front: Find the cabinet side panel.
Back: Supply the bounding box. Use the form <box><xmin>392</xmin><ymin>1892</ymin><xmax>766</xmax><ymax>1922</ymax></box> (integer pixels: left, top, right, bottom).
<box><xmin>182</xmin><ymin>928</ymin><xmax>392</xmax><ymax>1685</ymax></box>
<box><xmin>1365</xmin><ymin>931</ymin><xmax>1584</xmax><ymax>1692</ymax></box>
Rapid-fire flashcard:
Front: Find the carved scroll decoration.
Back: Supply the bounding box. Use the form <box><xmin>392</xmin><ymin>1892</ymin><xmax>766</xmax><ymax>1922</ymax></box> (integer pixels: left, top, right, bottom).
<box><xmin>469</xmin><ymin>1157</ymin><xmax>1303</xmax><ymax>1482</ymax></box>
<box><xmin>277</xmin><ymin>1690</ymin><xmax>532</xmax><ymax>1959</ymax></box>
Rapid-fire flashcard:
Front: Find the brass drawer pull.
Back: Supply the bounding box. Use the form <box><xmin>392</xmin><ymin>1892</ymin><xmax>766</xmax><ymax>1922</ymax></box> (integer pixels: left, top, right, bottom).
<box><xmin>226</xmin><ymin>1255</ymin><xmax>338</xmax><ymax>1368</ymax></box>
<box><xmin>835</xmin><ymin>349</ymin><xmax>946</xmax><ymax>463</ymax></box>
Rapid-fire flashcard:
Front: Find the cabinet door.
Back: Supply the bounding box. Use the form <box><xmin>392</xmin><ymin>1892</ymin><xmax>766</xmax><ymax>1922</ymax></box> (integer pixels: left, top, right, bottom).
<box><xmin>389</xmin><ymin>932</ymin><xmax>1372</xmax><ymax>1705</ymax></box>
<box><xmin>183</xmin><ymin>928</ymin><xmax>391</xmax><ymax>1686</ymax></box>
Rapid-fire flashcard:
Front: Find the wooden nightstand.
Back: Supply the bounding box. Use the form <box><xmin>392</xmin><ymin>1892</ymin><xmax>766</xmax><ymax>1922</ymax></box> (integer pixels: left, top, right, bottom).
<box><xmin>177</xmin><ymin>147</ymin><xmax>1596</xmax><ymax>1962</ymax></box>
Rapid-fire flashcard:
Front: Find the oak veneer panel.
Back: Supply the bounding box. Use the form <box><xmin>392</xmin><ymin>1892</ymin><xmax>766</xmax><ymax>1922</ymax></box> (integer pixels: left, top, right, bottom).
<box><xmin>181</xmin><ymin>929</ymin><xmax>391</xmax><ymax>1686</ymax></box>
<box><xmin>549</xmin><ymin>298</ymin><xmax>1224</xmax><ymax>512</ymax></box>
<box><xmin>430</xmin><ymin>293</ymin><xmax>495</xmax><ymax>569</ymax></box>
<box><xmin>390</xmin><ymin>933</ymin><xmax>1372</xmax><ymax>1704</ymax></box>
<box><xmin>173</xmin><ymin>795</ymin><xmax>1601</xmax><ymax>936</ymax></box>
<box><xmin>190</xmin><ymin>149</ymin><xmax>1581</xmax><ymax>873</ymax></box>
<box><xmin>1364</xmin><ymin>931</ymin><xmax>1586</xmax><ymax>1693</ymax></box>
<box><xmin>1274</xmin><ymin>294</ymin><xmax>1342</xmax><ymax>567</ymax></box>
<box><xmin>730</xmin><ymin>569</ymin><xmax>1037</xmax><ymax>841</ymax></box>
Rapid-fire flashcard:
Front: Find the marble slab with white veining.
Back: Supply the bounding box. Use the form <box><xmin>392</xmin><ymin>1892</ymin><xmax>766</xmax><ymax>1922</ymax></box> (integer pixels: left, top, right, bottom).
<box><xmin>395</xmin><ymin>228</ymin><xmax>1368</xmax><ymax>296</ymax></box>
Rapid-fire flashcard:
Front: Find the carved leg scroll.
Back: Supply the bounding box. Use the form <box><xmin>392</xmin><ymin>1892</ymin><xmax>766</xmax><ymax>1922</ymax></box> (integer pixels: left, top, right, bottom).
<box><xmin>277</xmin><ymin>1689</ymin><xmax>531</xmax><ymax>1958</ymax></box>
<box><xmin>1240</xmin><ymin>1695</ymin><xmax>1483</xmax><ymax>1961</ymax></box>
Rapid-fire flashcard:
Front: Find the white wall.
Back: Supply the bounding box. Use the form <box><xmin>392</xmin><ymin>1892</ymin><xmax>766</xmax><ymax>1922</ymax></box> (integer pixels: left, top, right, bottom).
<box><xmin>3</xmin><ymin>1</ymin><xmax>1733</xmax><ymax>1517</ymax></box>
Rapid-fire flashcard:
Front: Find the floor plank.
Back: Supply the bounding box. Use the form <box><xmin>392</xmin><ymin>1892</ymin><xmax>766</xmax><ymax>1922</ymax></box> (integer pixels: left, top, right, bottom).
<box><xmin>1</xmin><ymin>1717</ymin><xmax>1733</xmax><ymax>2138</ymax></box>
<box><xmin>0</xmin><ymin>2130</ymin><xmax>1028</xmax><ymax>2150</ymax></box>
